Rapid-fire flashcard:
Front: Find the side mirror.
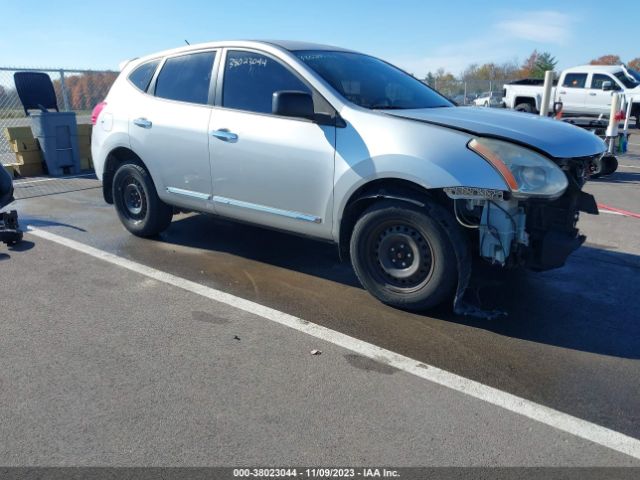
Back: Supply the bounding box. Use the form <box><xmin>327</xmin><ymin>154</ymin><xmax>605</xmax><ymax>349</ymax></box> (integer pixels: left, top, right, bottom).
<box><xmin>601</xmin><ymin>81</ymin><xmax>613</xmax><ymax>91</ymax></box>
<box><xmin>272</xmin><ymin>91</ymin><xmax>314</xmax><ymax>120</ymax></box>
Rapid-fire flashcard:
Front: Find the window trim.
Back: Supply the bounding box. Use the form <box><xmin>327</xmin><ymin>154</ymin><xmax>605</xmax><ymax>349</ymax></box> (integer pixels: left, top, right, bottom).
<box><xmin>126</xmin><ymin>58</ymin><xmax>162</xmax><ymax>93</ymax></box>
<box><xmin>148</xmin><ymin>48</ymin><xmax>220</xmax><ymax>107</ymax></box>
<box><xmin>562</xmin><ymin>73</ymin><xmax>588</xmax><ymax>89</ymax></box>
<box><xmin>214</xmin><ymin>47</ymin><xmax>339</xmax><ymax>125</ymax></box>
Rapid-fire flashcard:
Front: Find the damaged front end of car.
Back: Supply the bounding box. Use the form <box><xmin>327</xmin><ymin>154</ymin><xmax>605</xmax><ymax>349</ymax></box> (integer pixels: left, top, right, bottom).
<box><xmin>445</xmin><ymin>137</ymin><xmax>600</xmax><ymax>279</ymax></box>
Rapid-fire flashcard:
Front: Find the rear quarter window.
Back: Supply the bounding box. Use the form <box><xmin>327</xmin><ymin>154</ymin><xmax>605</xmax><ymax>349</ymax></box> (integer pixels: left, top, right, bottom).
<box><xmin>154</xmin><ymin>51</ymin><xmax>216</xmax><ymax>105</ymax></box>
<box><xmin>128</xmin><ymin>60</ymin><xmax>160</xmax><ymax>92</ymax></box>
<box><xmin>562</xmin><ymin>73</ymin><xmax>587</xmax><ymax>89</ymax></box>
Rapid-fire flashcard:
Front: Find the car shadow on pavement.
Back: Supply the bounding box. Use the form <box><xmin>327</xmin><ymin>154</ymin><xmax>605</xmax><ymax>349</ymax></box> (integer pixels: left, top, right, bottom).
<box><xmin>162</xmin><ymin>214</ymin><xmax>640</xmax><ymax>359</ymax></box>
<box><xmin>448</xmin><ymin>246</ymin><xmax>640</xmax><ymax>359</ymax></box>
<box><xmin>592</xmin><ymin>171</ymin><xmax>640</xmax><ymax>184</ymax></box>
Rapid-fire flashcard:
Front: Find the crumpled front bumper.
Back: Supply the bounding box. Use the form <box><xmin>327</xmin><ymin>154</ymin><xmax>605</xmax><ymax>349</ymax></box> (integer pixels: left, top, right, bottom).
<box><xmin>522</xmin><ymin>156</ymin><xmax>599</xmax><ymax>271</ymax></box>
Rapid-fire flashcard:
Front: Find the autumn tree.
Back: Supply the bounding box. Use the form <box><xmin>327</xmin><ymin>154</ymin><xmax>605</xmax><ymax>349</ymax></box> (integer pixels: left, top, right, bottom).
<box><xmin>589</xmin><ymin>54</ymin><xmax>621</xmax><ymax>65</ymax></box>
<box><xmin>519</xmin><ymin>50</ymin><xmax>557</xmax><ymax>79</ymax></box>
<box><xmin>628</xmin><ymin>58</ymin><xmax>640</xmax><ymax>71</ymax></box>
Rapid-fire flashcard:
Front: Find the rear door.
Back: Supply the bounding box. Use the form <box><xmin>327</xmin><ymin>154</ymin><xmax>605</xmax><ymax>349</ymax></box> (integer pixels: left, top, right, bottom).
<box><xmin>128</xmin><ymin>50</ymin><xmax>218</xmax><ymax>210</ymax></box>
<box><xmin>207</xmin><ymin>48</ymin><xmax>336</xmax><ymax>239</ymax></box>
<box><xmin>557</xmin><ymin>73</ymin><xmax>588</xmax><ymax>114</ymax></box>
<box><xmin>587</xmin><ymin>73</ymin><xmax>619</xmax><ymax>115</ymax></box>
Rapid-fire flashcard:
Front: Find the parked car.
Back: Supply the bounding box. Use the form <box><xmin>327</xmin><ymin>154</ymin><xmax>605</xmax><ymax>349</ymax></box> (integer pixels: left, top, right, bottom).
<box><xmin>473</xmin><ymin>91</ymin><xmax>504</xmax><ymax>107</ymax></box>
<box><xmin>92</xmin><ymin>41</ymin><xmax>605</xmax><ymax>312</ymax></box>
<box><xmin>503</xmin><ymin>65</ymin><xmax>640</xmax><ymax>127</ymax></box>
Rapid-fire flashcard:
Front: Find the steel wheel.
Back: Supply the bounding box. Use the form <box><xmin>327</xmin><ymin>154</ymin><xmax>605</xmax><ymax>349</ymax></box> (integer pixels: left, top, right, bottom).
<box><xmin>370</xmin><ymin>222</ymin><xmax>434</xmax><ymax>292</ymax></box>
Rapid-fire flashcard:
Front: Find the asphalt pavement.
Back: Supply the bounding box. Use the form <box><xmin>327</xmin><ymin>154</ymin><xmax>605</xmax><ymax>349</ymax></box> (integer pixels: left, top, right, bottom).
<box><xmin>0</xmin><ymin>143</ymin><xmax>639</xmax><ymax>466</ymax></box>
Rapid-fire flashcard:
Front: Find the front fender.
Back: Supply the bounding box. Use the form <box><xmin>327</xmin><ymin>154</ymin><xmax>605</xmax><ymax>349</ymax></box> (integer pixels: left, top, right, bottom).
<box><xmin>332</xmin><ymin>111</ymin><xmax>508</xmax><ymax>240</ymax></box>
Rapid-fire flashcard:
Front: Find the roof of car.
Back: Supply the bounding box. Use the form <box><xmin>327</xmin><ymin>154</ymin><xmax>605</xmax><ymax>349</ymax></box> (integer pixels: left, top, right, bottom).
<box><xmin>258</xmin><ymin>40</ymin><xmax>355</xmax><ymax>52</ymax></box>
<box><xmin>563</xmin><ymin>65</ymin><xmax>624</xmax><ymax>74</ymax></box>
<box><xmin>123</xmin><ymin>40</ymin><xmax>356</xmax><ymax>71</ymax></box>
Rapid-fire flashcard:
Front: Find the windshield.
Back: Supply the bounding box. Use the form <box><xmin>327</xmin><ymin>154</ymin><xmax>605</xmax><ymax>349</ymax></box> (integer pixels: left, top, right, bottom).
<box><xmin>614</xmin><ymin>71</ymin><xmax>639</xmax><ymax>89</ymax></box>
<box><xmin>627</xmin><ymin>68</ymin><xmax>640</xmax><ymax>82</ymax></box>
<box><xmin>294</xmin><ymin>50</ymin><xmax>452</xmax><ymax>110</ymax></box>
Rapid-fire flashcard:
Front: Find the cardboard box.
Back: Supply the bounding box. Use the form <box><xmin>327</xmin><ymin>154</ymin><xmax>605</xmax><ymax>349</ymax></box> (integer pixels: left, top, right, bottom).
<box><xmin>3</xmin><ymin>126</ymin><xmax>34</xmax><ymax>142</ymax></box>
<box><xmin>79</xmin><ymin>142</ymin><xmax>91</xmax><ymax>156</ymax></box>
<box><xmin>76</xmin><ymin>124</ymin><xmax>93</xmax><ymax>136</ymax></box>
<box><xmin>11</xmin><ymin>138</ymin><xmax>40</xmax><ymax>153</ymax></box>
<box><xmin>2</xmin><ymin>164</ymin><xmax>18</xmax><ymax>178</ymax></box>
<box><xmin>15</xmin><ymin>151</ymin><xmax>43</xmax><ymax>165</ymax></box>
<box><xmin>17</xmin><ymin>162</ymin><xmax>44</xmax><ymax>177</ymax></box>
<box><xmin>80</xmin><ymin>156</ymin><xmax>93</xmax><ymax>170</ymax></box>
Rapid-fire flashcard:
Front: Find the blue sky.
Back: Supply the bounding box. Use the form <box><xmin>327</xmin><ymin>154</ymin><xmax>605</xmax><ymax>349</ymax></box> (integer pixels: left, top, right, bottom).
<box><xmin>1</xmin><ymin>0</ymin><xmax>637</xmax><ymax>76</ymax></box>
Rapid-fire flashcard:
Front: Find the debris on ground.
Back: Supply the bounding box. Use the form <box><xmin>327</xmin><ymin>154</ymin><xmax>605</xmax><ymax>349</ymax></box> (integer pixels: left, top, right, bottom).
<box><xmin>310</xmin><ymin>349</ymin><xmax>322</xmax><ymax>355</ymax></box>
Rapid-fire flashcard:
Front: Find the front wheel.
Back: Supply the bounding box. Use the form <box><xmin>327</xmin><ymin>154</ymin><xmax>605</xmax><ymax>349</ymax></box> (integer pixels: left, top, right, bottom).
<box><xmin>113</xmin><ymin>162</ymin><xmax>173</xmax><ymax>237</ymax></box>
<box><xmin>350</xmin><ymin>201</ymin><xmax>458</xmax><ymax>311</ymax></box>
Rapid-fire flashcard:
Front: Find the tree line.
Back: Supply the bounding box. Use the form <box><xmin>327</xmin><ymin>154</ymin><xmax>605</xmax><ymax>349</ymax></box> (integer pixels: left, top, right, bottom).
<box><xmin>423</xmin><ymin>50</ymin><xmax>640</xmax><ymax>95</ymax></box>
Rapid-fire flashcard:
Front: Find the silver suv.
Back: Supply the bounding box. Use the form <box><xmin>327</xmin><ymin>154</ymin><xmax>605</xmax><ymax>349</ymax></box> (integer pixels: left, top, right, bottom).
<box><xmin>92</xmin><ymin>41</ymin><xmax>605</xmax><ymax>312</ymax></box>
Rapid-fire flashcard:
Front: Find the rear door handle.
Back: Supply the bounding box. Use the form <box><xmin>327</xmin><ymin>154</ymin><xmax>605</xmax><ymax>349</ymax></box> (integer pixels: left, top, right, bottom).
<box><xmin>559</xmin><ymin>91</ymin><xmax>567</xmax><ymax>95</ymax></box>
<box><xmin>210</xmin><ymin>129</ymin><xmax>238</xmax><ymax>142</ymax></box>
<box><xmin>589</xmin><ymin>92</ymin><xmax>597</xmax><ymax>96</ymax></box>
<box><xmin>133</xmin><ymin>118</ymin><xmax>152</xmax><ymax>129</ymax></box>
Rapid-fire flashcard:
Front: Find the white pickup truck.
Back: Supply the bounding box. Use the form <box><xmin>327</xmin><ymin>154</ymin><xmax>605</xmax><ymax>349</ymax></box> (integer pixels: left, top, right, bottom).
<box><xmin>503</xmin><ymin>65</ymin><xmax>640</xmax><ymax>127</ymax></box>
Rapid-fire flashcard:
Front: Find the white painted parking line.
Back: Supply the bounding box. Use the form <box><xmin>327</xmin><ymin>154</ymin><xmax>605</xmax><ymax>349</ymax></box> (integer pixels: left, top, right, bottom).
<box><xmin>26</xmin><ymin>226</ymin><xmax>640</xmax><ymax>460</ymax></box>
<box><xmin>619</xmin><ymin>165</ymin><xmax>640</xmax><ymax>169</ymax></box>
<box><xmin>14</xmin><ymin>173</ymin><xmax>96</xmax><ymax>186</ymax></box>
<box><xmin>600</xmin><ymin>210</ymin><xmax>625</xmax><ymax>216</ymax></box>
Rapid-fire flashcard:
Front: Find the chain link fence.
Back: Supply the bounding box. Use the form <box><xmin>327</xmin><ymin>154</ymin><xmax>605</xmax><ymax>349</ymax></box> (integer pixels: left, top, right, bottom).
<box><xmin>422</xmin><ymin>79</ymin><xmax>513</xmax><ymax>105</ymax></box>
<box><xmin>0</xmin><ymin>67</ymin><xmax>117</xmax><ymax>165</ymax></box>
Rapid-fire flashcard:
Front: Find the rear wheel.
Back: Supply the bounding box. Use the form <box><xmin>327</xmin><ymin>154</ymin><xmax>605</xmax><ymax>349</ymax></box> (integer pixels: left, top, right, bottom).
<box><xmin>113</xmin><ymin>162</ymin><xmax>173</xmax><ymax>237</ymax></box>
<box><xmin>515</xmin><ymin>102</ymin><xmax>534</xmax><ymax>113</ymax></box>
<box><xmin>350</xmin><ymin>200</ymin><xmax>458</xmax><ymax>311</ymax></box>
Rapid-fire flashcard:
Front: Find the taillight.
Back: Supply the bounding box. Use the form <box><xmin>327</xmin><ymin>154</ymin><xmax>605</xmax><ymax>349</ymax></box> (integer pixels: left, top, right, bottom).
<box><xmin>91</xmin><ymin>101</ymin><xmax>107</xmax><ymax>125</ymax></box>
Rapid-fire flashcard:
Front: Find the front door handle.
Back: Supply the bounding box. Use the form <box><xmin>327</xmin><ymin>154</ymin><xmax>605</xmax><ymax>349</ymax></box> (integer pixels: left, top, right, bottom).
<box><xmin>589</xmin><ymin>92</ymin><xmax>597</xmax><ymax>96</ymax></box>
<box><xmin>133</xmin><ymin>118</ymin><xmax>152</xmax><ymax>129</ymax></box>
<box><xmin>210</xmin><ymin>129</ymin><xmax>238</xmax><ymax>142</ymax></box>
<box><xmin>559</xmin><ymin>91</ymin><xmax>567</xmax><ymax>95</ymax></box>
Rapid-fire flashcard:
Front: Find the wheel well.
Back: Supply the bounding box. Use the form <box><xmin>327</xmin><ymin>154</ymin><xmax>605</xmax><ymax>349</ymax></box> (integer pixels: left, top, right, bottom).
<box><xmin>515</xmin><ymin>97</ymin><xmax>536</xmax><ymax>109</ymax></box>
<box><xmin>102</xmin><ymin>147</ymin><xmax>146</xmax><ymax>204</ymax></box>
<box><xmin>338</xmin><ymin>179</ymin><xmax>451</xmax><ymax>261</ymax></box>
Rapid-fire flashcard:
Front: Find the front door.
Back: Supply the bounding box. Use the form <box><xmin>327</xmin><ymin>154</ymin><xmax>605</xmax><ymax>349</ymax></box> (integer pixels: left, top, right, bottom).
<box><xmin>587</xmin><ymin>73</ymin><xmax>619</xmax><ymax>116</ymax></box>
<box><xmin>208</xmin><ymin>49</ymin><xmax>336</xmax><ymax>238</ymax></box>
<box><xmin>557</xmin><ymin>72</ymin><xmax>588</xmax><ymax>114</ymax></box>
<box><xmin>129</xmin><ymin>50</ymin><xmax>217</xmax><ymax>210</ymax></box>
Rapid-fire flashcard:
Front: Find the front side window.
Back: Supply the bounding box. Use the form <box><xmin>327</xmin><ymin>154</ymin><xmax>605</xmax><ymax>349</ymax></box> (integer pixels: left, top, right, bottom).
<box><xmin>295</xmin><ymin>50</ymin><xmax>452</xmax><ymax>110</ymax></box>
<box><xmin>562</xmin><ymin>73</ymin><xmax>587</xmax><ymax>89</ymax></box>
<box><xmin>154</xmin><ymin>51</ymin><xmax>216</xmax><ymax>105</ymax></box>
<box><xmin>590</xmin><ymin>74</ymin><xmax>618</xmax><ymax>90</ymax></box>
<box><xmin>128</xmin><ymin>59</ymin><xmax>160</xmax><ymax>92</ymax></box>
<box><xmin>222</xmin><ymin>50</ymin><xmax>310</xmax><ymax>114</ymax></box>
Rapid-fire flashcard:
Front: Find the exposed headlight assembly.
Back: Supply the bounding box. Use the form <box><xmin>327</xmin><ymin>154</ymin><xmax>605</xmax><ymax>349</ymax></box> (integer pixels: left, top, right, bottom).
<box><xmin>468</xmin><ymin>137</ymin><xmax>568</xmax><ymax>199</ymax></box>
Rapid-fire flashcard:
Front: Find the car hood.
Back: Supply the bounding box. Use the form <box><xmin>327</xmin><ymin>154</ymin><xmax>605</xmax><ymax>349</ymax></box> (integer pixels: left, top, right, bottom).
<box><xmin>386</xmin><ymin>107</ymin><xmax>606</xmax><ymax>158</ymax></box>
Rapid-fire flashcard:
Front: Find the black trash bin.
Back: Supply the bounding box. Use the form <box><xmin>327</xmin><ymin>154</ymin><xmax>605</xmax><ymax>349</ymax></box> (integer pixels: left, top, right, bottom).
<box><xmin>14</xmin><ymin>72</ymin><xmax>81</xmax><ymax>176</ymax></box>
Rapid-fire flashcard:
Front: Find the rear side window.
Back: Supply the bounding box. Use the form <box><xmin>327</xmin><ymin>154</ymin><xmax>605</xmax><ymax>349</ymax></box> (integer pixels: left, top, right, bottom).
<box><xmin>222</xmin><ymin>50</ymin><xmax>310</xmax><ymax>114</ymax></box>
<box><xmin>154</xmin><ymin>51</ymin><xmax>216</xmax><ymax>105</ymax></box>
<box><xmin>128</xmin><ymin>60</ymin><xmax>160</xmax><ymax>92</ymax></box>
<box><xmin>562</xmin><ymin>73</ymin><xmax>587</xmax><ymax>89</ymax></box>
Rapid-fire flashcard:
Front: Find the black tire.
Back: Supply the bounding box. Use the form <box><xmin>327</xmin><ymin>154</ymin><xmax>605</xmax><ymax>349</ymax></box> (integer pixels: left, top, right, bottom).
<box><xmin>350</xmin><ymin>200</ymin><xmax>458</xmax><ymax>311</ymax></box>
<box><xmin>112</xmin><ymin>162</ymin><xmax>173</xmax><ymax>237</ymax></box>
<box><xmin>515</xmin><ymin>102</ymin><xmax>534</xmax><ymax>113</ymax></box>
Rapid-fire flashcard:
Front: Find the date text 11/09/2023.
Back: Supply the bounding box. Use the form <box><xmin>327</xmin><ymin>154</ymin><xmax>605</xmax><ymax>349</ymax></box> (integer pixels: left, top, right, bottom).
<box><xmin>233</xmin><ymin>468</ymin><xmax>400</xmax><ymax>478</ymax></box>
